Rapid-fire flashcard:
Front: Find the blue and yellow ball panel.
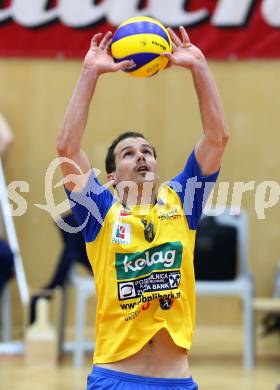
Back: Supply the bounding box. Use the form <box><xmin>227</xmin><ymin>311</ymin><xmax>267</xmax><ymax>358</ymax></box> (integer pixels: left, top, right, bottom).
<box><xmin>111</xmin><ymin>16</ymin><xmax>172</xmax><ymax>78</ymax></box>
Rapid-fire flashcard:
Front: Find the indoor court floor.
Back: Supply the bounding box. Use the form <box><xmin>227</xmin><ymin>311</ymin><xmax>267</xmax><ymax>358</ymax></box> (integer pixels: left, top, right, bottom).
<box><xmin>0</xmin><ymin>325</ymin><xmax>279</xmax><ymax>390</ymax></box>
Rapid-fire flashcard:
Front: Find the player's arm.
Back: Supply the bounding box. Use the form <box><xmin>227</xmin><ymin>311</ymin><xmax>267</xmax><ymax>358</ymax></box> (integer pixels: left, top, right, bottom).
<box><xmin>162</xmin><ymin>27</ymin><xmax>229</xmax><ymax>176</ymax></box>
<box><xmin>0</xmin><ymin>114</ymin><xmax>14</xmax><ymax>158</ymax></box>
<box><xmin>57</xmin><ymin>32</ymin><xmax>133</xmax><ymax>192</ymax></box>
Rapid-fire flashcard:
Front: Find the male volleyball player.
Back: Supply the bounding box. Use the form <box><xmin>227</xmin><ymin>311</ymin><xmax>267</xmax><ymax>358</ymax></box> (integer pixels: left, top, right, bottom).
<box><xmin>57</xmin><ymin>27</ymin><xmax>229</xmax><ymax>390</ymax></box>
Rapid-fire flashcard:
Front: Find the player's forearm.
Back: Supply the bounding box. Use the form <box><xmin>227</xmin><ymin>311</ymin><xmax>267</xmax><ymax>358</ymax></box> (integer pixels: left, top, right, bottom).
<box><xmin>191</xmin><ymin>59</ymin><xmax>229</xmax><ymax>146</ymax></box>
<box><xmin>57</xmin><ymin>66</ymin><xmax>99</xmax><ymax>157</ymax></box>
<box><xmin>0</xmin><ymin>114</ymin><xmax>14</xmax><ymax>157</ymax></box>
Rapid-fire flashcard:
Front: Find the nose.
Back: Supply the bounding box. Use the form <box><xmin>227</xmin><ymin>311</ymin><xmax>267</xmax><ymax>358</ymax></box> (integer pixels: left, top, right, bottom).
<box><xmin>136</xmin><ymin>150</ymin><xmax>146</xmax><ymax>161</ymax></box>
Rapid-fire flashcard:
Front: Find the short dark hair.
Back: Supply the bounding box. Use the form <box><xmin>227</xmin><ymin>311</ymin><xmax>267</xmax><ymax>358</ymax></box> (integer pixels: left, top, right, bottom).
<box><xmin>105</xmin><ymin>131</ymin><xmax>157</xmax><ymax>173</ymax></box>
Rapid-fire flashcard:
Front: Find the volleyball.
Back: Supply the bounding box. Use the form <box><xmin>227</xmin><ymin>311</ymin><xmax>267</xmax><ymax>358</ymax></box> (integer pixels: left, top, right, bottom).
<box><xmin>111</xmin><ymin>16</ymin><xmax>172</xmax><ymax>78</ymax></box>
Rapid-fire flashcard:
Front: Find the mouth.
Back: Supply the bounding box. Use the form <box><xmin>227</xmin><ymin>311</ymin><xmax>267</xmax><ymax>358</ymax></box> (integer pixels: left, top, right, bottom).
<box><xmin>136</xmin><ymin>165</ymin><xmax>149</xmax><ymax>173</ymax></box>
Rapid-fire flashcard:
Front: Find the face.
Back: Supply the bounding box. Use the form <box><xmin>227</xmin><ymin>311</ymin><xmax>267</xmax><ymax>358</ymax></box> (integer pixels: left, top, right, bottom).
<box><xmin>109</xmin><ymin>137</ymin><xmax>158</xmax><ymax>187</ymax></box>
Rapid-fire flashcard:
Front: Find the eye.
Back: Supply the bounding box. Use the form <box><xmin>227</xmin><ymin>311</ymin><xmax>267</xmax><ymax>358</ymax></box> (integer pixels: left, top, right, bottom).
<box><xmin>143</xmin><ymin>149</ymin><xmax>152</xmax><ymax>155</ymax></box>
<box><xmin>123</xmin><ymin>151</ymin><xmax>133</xmax><ymax>158</ymax></box>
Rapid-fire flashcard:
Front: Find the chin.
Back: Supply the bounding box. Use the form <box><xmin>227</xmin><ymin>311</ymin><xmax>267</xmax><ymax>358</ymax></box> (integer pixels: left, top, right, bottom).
<box><xmin>137</xmin><ymin>178</ymin><xmax>157</xmax><ymax>189</ymax></box>
<box><xmin>140</xmin><ymin>171</ymin><xmax>155</xmax><ymax>181</ymax></box>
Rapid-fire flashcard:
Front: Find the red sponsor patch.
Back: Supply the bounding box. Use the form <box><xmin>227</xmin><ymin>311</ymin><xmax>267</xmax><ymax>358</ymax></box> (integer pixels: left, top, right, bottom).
<box><xmin>119</xmin><ymin>225</ymin><xmax>125</xmax><ymax>239</ymax></box>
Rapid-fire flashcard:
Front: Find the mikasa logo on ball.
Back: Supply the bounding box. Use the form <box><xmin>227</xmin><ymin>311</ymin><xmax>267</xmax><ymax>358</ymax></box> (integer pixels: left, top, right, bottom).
<box><xmin>112</xmin><ymin>222</ymin><xmax>131</xmax><ymax>245</ymax></box>
<box><xmin>151</xmin><ymin>41</ymin><xmax>166</xmax><ymax>51</ymax></box>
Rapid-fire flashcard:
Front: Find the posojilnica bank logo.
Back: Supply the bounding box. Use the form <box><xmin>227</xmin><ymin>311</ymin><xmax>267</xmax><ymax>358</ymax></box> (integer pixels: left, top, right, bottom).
<box><xmin>116</xmin><ymin>242</ymin><xmax>183</xmax><ymax>300</ymax></box>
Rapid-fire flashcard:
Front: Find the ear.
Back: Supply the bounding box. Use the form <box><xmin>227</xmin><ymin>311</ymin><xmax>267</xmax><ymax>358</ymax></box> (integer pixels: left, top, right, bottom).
<box><xmin>107</xmin><ymin>172</ymin><xmax>117</xmax><ymax>186</ymax></box>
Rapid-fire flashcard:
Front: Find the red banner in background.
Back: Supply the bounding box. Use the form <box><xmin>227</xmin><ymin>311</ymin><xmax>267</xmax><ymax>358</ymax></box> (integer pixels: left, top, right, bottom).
<box><xmin>0</xmin><ymin>0</ymin><xmax>280</xmax><ymax>59</ymax></box>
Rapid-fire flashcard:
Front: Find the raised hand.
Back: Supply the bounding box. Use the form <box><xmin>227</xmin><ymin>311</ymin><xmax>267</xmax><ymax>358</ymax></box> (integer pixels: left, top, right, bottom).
<box><xmin>84</xmin><ymin>32</ymin><xmax>134</xmax><ymax>75</ymax></box>
<box><xmin>162</xmin><ymin>26</ymin><xmax>205</xmax><ymax>70</ymax></box>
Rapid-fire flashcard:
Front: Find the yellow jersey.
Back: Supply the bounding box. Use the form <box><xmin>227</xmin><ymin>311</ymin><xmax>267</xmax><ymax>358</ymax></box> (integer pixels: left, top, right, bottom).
<box><xmin>66</xmin><ymin>150</ymin><xmax>218</xmax><ymax>364</ymax></box>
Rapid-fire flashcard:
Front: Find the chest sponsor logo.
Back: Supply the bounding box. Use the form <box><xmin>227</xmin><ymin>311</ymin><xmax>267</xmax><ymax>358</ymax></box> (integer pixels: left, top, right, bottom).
<box><xmin>116</xmin><ymin>242</ymin><xmax>182</xmax><ymax>280</ymax></box>
<box><xmin>158</xmin><ymin>207</ymin><xmax>181</xmax><ymax>221</ymax></box>
<box><xmin>112</xmin><ymin>222</ymin><xmax>131</xmax><ymax>245</ymax></box>
<box><xmin>119</xmin><ymin>282</ymin><xmax>136</xmax><ymax>300</ymax></box>
<box><xmin>118</xmin><ymin>271</ymin><xmax>181</xmax><ymax>301</ymax></box>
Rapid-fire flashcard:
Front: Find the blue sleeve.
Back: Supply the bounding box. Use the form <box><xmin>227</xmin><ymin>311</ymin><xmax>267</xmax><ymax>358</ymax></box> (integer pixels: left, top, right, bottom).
<box><xmin>64</xmin><ymin>170</ymin><xmax>114</xmax><ymax>242</ymax></box>
<box><xmin>168</xmin><ymin>150</ymin><xmax>219</xmax><ymax>230</ymax></box>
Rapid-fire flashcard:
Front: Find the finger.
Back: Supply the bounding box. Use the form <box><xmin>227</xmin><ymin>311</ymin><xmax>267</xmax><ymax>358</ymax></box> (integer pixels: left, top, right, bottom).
<box><xmin>160</xmin><ymin>52</ymin><xmax>173</xmax><ymax>61</ymax></box>
<box><xmin>167</xmin><ymin>27</ymin><xmax>181</xmax><ymax>46</ymax></box>
<box><xmin>160</xmin><ymin>53</ymin><xmax>176</xmax><ymax>66</ymax></box>
<box><xmin>113</xmin><ymin>60</ymin><xmax>135</xmax><ymax>72</ymax></box>
<box><xmin>179</xmin><ymin>26</ymin><xmax>191</xmax><ymax>44</ymax></box>
<box><xmin>171</xmin><ymin>43</ymin><xmax>178</xmax><ymax>52</ymax></box>
<box><xmin>90</xmin><ymin>33</ymin><xmax>102</xmax><ymax>49</ymax></box>
<box><xmin>105</xmin><ymin>38</ymin><xmax>112</xmax><ymax>53</ymax></box>
<box><xmin>99</xmin><ymin>31</ymin><xmax>112</xmax><ymax>50</ymax></box>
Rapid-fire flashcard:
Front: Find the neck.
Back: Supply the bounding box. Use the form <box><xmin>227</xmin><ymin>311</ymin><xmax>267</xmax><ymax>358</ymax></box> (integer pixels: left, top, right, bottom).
<box><xmin>119</xmin><ymin>182</ymin><xmax>157</xmax><ymax>207</ymax></box>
